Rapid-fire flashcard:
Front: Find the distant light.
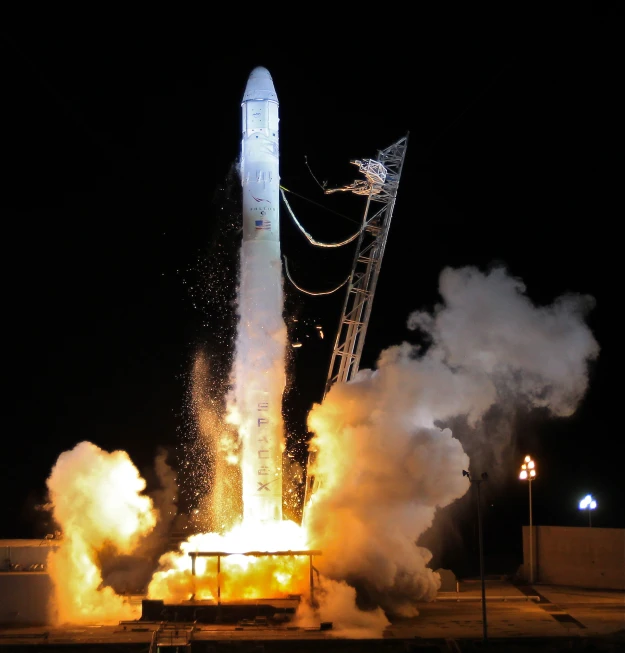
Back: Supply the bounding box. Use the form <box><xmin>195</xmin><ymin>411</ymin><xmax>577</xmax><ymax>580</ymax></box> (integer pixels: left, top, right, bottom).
<box><xmin>292</xmin><ymin>342</ymin><xmax>302</xmax><ymax>348</ymax></box>
<box><xmin>519</xmin><ymin>455</ymin><xmax>537</xmax><ymax>481</ymax></box>
<box><xmin>579</xmin><ymin>494</ymin><xmax>597</xmax><ymax>510</ymax></box>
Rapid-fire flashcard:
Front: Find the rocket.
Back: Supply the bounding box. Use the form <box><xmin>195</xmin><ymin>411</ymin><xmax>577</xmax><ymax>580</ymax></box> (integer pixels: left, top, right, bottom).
<box><xmin>237</xmin><ymin>67</ymin><xmax>285</xmax><ymax>523</ymax></box>
<box><xmin>241</xmin><ymin>67</ymin><xmax>280</xmax><ymax>243</ymax></box>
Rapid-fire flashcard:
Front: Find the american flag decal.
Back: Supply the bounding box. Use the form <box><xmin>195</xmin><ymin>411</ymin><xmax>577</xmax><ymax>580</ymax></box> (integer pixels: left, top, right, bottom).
<box><xmin>255</xmin><ymin>219</ymin><xmax>271</xmax><ymax>230</ymax></box>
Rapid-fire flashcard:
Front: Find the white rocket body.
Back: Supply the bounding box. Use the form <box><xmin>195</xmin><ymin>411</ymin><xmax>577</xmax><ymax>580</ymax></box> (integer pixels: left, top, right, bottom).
<box><xmin>241</xmin><ymin>67</ymin><xmax>280</xmax><ymax>246</ymax></box>
<box><xmin>237</xmin><ymin>67</ymin><xmax>284</xmax><ymax>523</ymax></box>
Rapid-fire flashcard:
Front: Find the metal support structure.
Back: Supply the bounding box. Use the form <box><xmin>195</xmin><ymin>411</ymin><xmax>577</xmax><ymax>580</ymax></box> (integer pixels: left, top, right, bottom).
<box><xmin>520</xmin><ymin>456</ymin><xmax>537</xmax><ymax>584</ymax></box>
<box><xmin>464</xmin><ymin>470</ymin><xmax>488</xmax><ymax>644</ymax></box>
<box><xmin>151</xmin><ymin>623</ymin><xmax>193</xmax><ymax>652</ymax></box>
<box><xmin>476</xmin><ymin>480</ymin><xmax>487</xmax><ymax>644</ymax></box>
<box><xmin>302</xmin><ymin>135</ymin><xmax>408</xmax><ymax>515</ymax></box>
<box><xmin>217</xmin><ymin>555</ymin><xmax>221</xmax><ymax>604</ymax></box>
<box><xmin>309</xmin><ymin>555</ymin><xmax>315</xmax><ymax>607</ymax></box>
<box><xmin>324</xmin><ymin>134</ymin><xmax>409</xmax><ymax>396</ymax></box>
<box><xmin>528</xmin><ymin>477</ymin><xmax>534</xmax><ymax>584</ymax></box>
<box><xmin>188</xmin><ymin>550</ymin><xmax>322</xmax><ymax>606</ymax></box>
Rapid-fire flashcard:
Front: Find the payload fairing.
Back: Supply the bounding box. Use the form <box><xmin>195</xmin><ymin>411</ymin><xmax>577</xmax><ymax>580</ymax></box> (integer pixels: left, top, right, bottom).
<box><xmin>236</xmin><ymin>67</ymin><xmax>285</xmax><ymax>523</ymax></box>
<box><xmin>241</xmin><ymin>67</ymin><xmax>280</xmax><ymax>245</ymax></box>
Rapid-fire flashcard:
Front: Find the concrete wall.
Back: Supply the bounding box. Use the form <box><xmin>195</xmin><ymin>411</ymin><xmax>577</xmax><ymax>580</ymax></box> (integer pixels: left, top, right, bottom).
<box><xmin>0</xmin><ymin>540</ymin><xmax>60</xmax><ymax>625</ymax></box>
<box><xmin>0</xmin><ymin>572</ymin><xmax>53</xmax><ymax>625</ymax></box>
<box><xmin>522</xmin><ymin>525</ymin><xmax>625</xmax><ymax>590</ymax></box>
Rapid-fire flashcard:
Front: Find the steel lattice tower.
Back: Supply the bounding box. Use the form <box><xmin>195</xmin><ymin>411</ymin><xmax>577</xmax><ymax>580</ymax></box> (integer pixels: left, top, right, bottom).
<box><xmin>302</xmin><ymin>135</ymin><xmax>408</xmax><ymax>517</ymax></box>
<box><xmin>324</xmin><ymin>134</ymin><xmax>409</xmax><ymax>397</ymax></box>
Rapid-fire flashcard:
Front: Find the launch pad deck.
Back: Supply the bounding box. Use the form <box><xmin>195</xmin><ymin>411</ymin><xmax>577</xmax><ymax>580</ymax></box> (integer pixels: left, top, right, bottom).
<box><xmin>1</xmin><ymin>584</ymin><xmax>623</xmax><ymax>651</ymax></box>
<box><xmin>140</xmin><ymin>596</ymin><xmax>302</xmax><ymax>624</ymax></box>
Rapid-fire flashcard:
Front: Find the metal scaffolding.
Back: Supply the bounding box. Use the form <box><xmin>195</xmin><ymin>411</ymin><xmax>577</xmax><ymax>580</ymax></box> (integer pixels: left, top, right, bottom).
<box><xmin>302</xmin><ymin>135</ymin><xmax>408</xmax><ymax>516</ymax></box>
<box><xmin>188</xmin><ymin>550</ymin><xmax>322</xmax><ymax>607</ymax></box>
<box><xmin>324</xmin><ymin>134</ymin><xmax>409</xmax><ymax>396</ymax></box>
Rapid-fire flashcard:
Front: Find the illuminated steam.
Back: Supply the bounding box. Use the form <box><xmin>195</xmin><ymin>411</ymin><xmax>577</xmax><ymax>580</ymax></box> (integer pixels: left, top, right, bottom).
<box><xmin>99</xmin><ymin>448</ymin><xmax>179</xmax><ymax>595</ymax></box>
<box><xmin>42</xmin><ymin>260</ymin><xmax>597</xmax><ymax>635</ymax></box>
<box><xmin>148</xmin><ymin>519</ymin><xmax>307</xmax><ymax>602</ymax></box>
<box><xmin>46</xmin><ymin>442</ymin><xmax>157</xmax><ymax>624</ymax></box>
<box><xmin>305</xmin><ymin>265</ymin><xmax>598</xmax><ymax>616</ymax></box>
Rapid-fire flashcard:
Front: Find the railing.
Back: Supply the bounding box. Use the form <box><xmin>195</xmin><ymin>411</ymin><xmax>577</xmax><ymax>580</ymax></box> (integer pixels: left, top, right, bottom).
<box><xmin>188</xmin><ymin>550</ymin><xmax>322</xmax><ymax>606</ymax></box>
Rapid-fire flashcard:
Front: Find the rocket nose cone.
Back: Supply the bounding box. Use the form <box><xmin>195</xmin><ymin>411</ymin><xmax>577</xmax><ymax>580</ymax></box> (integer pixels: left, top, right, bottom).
<box><xmin>243</xmin><ymin>66</ymin><xmax>278</xmax><ymax>103</ymax></box>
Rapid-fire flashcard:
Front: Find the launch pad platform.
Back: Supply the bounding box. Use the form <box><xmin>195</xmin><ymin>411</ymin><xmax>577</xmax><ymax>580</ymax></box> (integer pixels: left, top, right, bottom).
<box><xmin>1</xmin><ymin>583</ymin><xmax>623</xmax><ymax>651</ymax></box>
<box><xmin>140</xmin><ymin>596</ymin><xmax>305</xmax><ymax>625</ymax></box>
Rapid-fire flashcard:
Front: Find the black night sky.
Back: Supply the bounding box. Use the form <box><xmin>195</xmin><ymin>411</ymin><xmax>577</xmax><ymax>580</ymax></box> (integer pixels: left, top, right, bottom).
<box><xmin>2</xmin><ymin>8</ymin><xmax>620</xmax><ymax>577</ymax></box>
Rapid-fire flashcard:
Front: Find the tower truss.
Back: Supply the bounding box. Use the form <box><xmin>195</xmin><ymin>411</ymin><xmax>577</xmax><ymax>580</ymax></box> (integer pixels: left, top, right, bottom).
<box><xmin>302</xmin><ymin>134</ymin><xmax>408</xmax><ymax>518</ymax></box>
<box><xmin>324</xmin><ymin>134</ymin><xmax>409</xmax><ymax>397</ymax></box>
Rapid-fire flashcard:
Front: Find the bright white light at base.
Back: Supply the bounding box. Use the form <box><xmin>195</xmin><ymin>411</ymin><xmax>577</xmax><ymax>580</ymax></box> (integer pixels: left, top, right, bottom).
<box><xmin>529</xmin><ymin>469</ymin><xmax>536</xmax><ymax>477</ymax></box>
<box><xmin>519</xmin><ymin>470</ymin><xmax>528</xmax><ymax>479</ymax></box>
<box><xmin>579</xmin><ymin>494</ymin><xmax>597</xmax><ymax>510</ymax></box>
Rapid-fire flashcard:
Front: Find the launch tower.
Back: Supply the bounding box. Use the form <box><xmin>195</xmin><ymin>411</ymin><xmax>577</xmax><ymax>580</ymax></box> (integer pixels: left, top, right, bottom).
<box><xmin>303</xmin><ymin>134</ymin><xmax>408</xmax><ymax>514</ymax></box>
<box><xmin>324</xmin><ymin>135</ymin><xmax>409</xmax><ymax>395</ymax></box>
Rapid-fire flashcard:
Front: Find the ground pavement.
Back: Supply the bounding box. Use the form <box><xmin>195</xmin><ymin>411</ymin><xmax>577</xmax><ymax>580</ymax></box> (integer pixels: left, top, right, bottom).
<box><xmin>0</xmin><ymin>580</ymin><xmax>622</xmax><ymax>651</ymax></box>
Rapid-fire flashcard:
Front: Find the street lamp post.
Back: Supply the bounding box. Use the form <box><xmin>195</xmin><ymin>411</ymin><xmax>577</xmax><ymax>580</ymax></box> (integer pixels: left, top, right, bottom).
<box><xmin>519</xmin><ymin>455</ymin><xmax>537</xmax><ymax>584</ymax></box>
<box><xmin>579</xmin><ymin>494</ymin><xmax>597</xmax><ymax>527</ymax></box>
<box><xmin>463</xmin><ymin>469</ymin><xmax>488</xmax><ymax>644</ymax></box>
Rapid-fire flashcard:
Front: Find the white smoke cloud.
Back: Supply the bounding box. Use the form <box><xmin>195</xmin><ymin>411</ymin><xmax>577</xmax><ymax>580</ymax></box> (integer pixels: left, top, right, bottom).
<box><xmin>294</xmin><ymin>577</ymin><xmax>390</xmax><ymax>638</ymax></box>
<box><xmin>46</xmin><ymin>441</ymin><xmax>157</xmax><ymax>624</ymax></box>
<box><xmin>100</xmin><ymin>447</ymin><xmax>179</xmax><ymax>594</ymax></box>
<box><xmin>407</xmin><ymin>266</ymin><xmax>598</xmax><ymax>416</ymax></box>
<box><xmin>305</xmin><ymin>265</ymin><xmax>598</xmax><ymax>616</ymax></box>
<box><xmin>41</xmin><ymin>265</ymin><xmax>598</xmax><ymax>633</ymax></box>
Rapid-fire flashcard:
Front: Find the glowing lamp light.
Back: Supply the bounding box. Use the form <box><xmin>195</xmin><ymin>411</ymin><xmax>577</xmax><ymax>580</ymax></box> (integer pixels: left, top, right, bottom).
<box><xmin>579</xmin><ymin>495</ymin><xmax>597</xmax><ymax>511</ymax></box>
<box><xmin>519</xmin><ymin>454</ymin><xmax>537</xmax><ymax>583</ymax></box>
<box><xmin>519</xmin><ymin>456</ymin><xmax>537</xmax><ymax>480</ymax></box>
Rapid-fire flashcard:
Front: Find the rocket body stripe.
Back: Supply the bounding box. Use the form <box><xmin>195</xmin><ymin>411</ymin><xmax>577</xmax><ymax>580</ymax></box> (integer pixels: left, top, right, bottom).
<box><xmin>238</xmin><ymin>67</ymin><xmax>284</xmax><ymax>523</ymax></box>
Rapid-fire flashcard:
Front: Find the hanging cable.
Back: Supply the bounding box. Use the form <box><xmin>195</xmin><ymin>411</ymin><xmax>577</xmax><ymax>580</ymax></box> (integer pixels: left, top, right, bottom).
<box><xmin>283</xmin><ymin>257</ymin><xmax>349</xmax><ymax>296</ymax></box>
<box><xmin>280</xmin><ymin>188</ymin><xmax>362</xmax><ymax>248</ymax></box>
<box><xmin>280</xmin><ymin>185</ymin><xmax>360</xmax><ymax>225</ymax></box>
<box><xmin>304</xmin><ymin>155</ymin><xmax>327</xmax><ymax>192</ymax></box>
